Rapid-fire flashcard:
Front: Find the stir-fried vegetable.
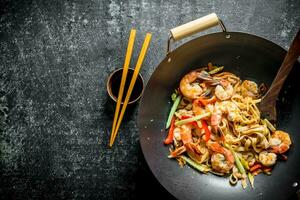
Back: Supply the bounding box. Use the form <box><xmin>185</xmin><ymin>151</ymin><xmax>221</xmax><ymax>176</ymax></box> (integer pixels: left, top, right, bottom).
<box><xmin>166</xmin><ymin>95</ymin><xmax>182</xmax><ymax>129</ymax></box>
<box><xmin>175</xmin><ymin>112</ymin><xmax>211</xmax><ymax>126</ymax></box>
<box><xmin>181</xmin><ymin>116</ymin><xmax>200</xmax><ymax>129</ymax></box>
<box><xmin>208</xmin><ymin>66</ymin><xmax>224</xmax><ymax>75</ymax></box>
<box><xmin>248</xmin><ymin>172</ymin><xmax>254</xmax><ymax>188</ymax></box>
<box><xmin>249</xmin><ymin>164</ymin><xmax>262</xmax><ymax>172</ymax></box>
<box><xmin>181</xmin><ymin>155</ymin><xmax>211</xmax><ymax>173</ymax></box>
<box><xmin>241</xmin><ymin>178</ymin><xmax>247</xmax><ymax>189</ymax></box>
<box><xmin>264</xmin><ymin>119</ymin><xmax>276</xmax><ymax>132</ymax></box>
<box><xmin>225</xmin><ymin>144</ymin><xmax>246</xmax><ymax>175</ymax></box>
<box><xmin>201</xmin><ymin>120</ymin><xmax>211</xmax><ymax>142</ymax></box>
<box><xmin>238</xmin><ymin>155</ymin><xmax>250</xmax><ymax>170</ymax></box>
<box><xmin>164</xmin><ymin>117</ymin><xmax>175</xmax><ymax>145</ymax></box>
<box><xmin>171</xmin><ymin>92</ymin><xmax>177</xmax><ymax>102</ymax></box>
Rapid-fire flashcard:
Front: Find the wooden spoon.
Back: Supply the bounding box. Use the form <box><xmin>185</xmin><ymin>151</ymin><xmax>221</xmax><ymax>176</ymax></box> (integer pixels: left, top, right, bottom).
<box><xmin>259</xmin><ymin>29</ymin><xmax>300</xmax><ymax>122</ymax></box>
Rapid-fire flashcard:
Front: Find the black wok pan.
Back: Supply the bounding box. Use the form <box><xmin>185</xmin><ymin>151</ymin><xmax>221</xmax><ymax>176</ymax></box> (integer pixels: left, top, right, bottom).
<box><xmin>138</xmin><ymin>13</ymin><xmax>300</xmax><ymax>200</ymax></box>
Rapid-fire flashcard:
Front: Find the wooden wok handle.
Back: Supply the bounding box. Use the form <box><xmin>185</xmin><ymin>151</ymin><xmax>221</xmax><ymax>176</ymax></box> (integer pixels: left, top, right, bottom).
<box><xmin>170</xmin><ymin>13</ymin><xmax>225</xmax><ymax>41</ymax></box>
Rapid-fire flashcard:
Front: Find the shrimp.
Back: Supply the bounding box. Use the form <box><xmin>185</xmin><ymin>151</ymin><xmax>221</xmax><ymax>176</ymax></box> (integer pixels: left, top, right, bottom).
<box><xmin>269</xmin><ymin>130</ymin><xmax>291</xmax><ymax>154</ymax></box>
<box><xmin>180</xmin><ymin>71</ymin><xmax>203</xmax><ymax>99</ymax></box>
<box><xmin>211</xmin><ymin>107</ymin><xmax>222</xmax><ymax>132</ymax></box>
<box><xmin>173</xmin><ymin>127</ymin><xmax>182</xmax><ymax>141</ymax></box>
<box><xmin>241</xmin><ymin>80</ymin><xmax>258</xmax><ymax>97</ymax></box>
<box><xmin>168</xmin><ymin>145</ymin><xmax>186</xmax><ymax>158</ymax></box>
<box><xmin>192</xmin><ymin>99</ymin><xmax>205</xmax><ymax>115</ymax></box>
<box><xmin>211</xmin><ymin>101</ymin><xmax>239</xmax><ymax>131</ymax></box>
<box><xmin>207</xmin><ymin>141</ymin><xmax>234</xmax><ymax>173</ymax></box>
<box><xmin>259</xmin><ymin>151</ymin><xmax>277</xmax><ymax>166</ymax></box>
<box><xmin>215</xmin><ymin>80</ymin><xmax>234</xmax><ymax>100</ymax></box>
<box><xmin>173</xmin><ymin>124</ymin><xmax>193</xmax><ymax>144</ymax></box>
<box><xmin>185</xmin><ymin>142</ymin><xmax>209</xmax><ymax>164</ymax></box>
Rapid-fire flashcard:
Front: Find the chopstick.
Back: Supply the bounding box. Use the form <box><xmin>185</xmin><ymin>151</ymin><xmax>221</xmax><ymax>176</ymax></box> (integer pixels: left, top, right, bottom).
<box><xmin>109</xmin><ymin>29</ymin><xmax>136</xmax><ymax>145</ymax></box>
<box><xmin>109</xmin><ymin>33</ymin><xmax>152</xmax><ymax>147</ymax></box>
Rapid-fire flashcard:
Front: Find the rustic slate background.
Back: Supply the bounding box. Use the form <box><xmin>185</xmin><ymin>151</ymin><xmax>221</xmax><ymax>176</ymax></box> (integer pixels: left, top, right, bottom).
<box><xmin>0</xmin><ymin>0</ymin><xmax>299</xmax><ymax>199</ymax></box>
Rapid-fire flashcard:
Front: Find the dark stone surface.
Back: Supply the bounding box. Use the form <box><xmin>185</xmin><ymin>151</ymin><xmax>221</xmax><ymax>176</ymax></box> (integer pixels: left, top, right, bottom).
<box><xmin>0</xmin><ymin>0</ymin><xmax>299</xmax><ymax>199</ymax></box>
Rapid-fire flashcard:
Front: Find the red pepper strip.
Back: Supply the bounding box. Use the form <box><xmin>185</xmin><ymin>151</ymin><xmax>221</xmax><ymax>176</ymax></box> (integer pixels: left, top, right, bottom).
<box><xmin>250</xmin><ymin>163</ymin><xmax>262</xmax><ymax>172</ymax></box>
<box><xmin>220</xmin><ymin>132</ymin><xmax>225</xmax><ymax>142</ymax></box>
<box><xmin>181</xmin><ymin>116</ymin><xmax>200</xmax><ymax>129</ymax></box>
<box><xmin>197</xmin><ymin>96</ymin><xmax>217</xmax><ymax>106</ymax></box>
<box><xmin>262</xmin><ymin>167</ymin><xmax>272</xmax><ymax>172</ymax></box>
<box><xmin>252</xmin><ymin>169</ymin><xmax>262</xmax><ymax>176</ymax></box>
<box><xmin>164</xmin><ymin>117</ymin><xmax>175</xmax><ymax>145</ymax></box>
<box><xmin>180</xmin><ymin>116</ymin><xmax>211</xmax><ymax>142</ymax></box>
<box><xmin>201</xmin><ymin>120</ymin><xmax>211</xmax><ymax>142</ymax></box>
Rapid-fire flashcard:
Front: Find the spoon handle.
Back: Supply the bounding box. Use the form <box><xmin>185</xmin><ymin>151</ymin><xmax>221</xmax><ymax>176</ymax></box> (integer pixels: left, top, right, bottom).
<box><xmin>263</xmin><ymin>29</ymin><xmax>300</xmax><ymax>104</ymax></box>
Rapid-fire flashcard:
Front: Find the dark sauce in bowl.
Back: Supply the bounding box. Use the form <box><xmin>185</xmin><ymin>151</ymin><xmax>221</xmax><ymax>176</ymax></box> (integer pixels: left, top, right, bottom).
<box><xmin>107</xmin><ymin>68</ymin><xmax>144</xmax><ymax>104</ymax></box>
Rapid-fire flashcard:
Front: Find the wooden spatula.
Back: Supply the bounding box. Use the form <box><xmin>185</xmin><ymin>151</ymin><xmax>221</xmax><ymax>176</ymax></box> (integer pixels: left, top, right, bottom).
<box><xmin>259</xmin><ymin>29</ymin><xmax>300</xmax><ymax>122</ymax></box>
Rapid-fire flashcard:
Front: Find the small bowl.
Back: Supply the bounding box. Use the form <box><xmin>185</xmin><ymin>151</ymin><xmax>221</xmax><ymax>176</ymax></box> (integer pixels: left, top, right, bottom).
<box><xmin>106</xmin><ymin>68</ymin><xmax>144</xmax><ymax>105</ymax></box>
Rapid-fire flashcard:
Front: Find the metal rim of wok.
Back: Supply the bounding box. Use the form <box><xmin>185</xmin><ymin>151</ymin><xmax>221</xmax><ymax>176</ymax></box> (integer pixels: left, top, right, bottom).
<box><xmin>138</xmin><ymin>31</ymin><xmax>300</xmax><ymax>200</ymax></box>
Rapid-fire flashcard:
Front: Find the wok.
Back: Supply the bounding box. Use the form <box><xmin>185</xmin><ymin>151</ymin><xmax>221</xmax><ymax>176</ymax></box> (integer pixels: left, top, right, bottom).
<box><xmin>138</xmin><ymin>13</ymin><xmax>300</xmax><ymax>200</ymax></box>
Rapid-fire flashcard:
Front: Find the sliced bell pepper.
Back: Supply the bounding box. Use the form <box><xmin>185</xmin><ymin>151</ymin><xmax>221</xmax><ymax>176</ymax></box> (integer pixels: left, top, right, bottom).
<box><xmin>180</xmin><ymin>116</ymin><xmax>211</xmax><ymax>142</ymax></box>
<box><xmin>250</xmin><ymin>163</ymin><xmax>262</xmax><ymax>172</ymax></box>
<box><xmin>262</xmin><ymin>167</ymin><xmax>272</xmax><ymax>172</ymax></box>
<box><xmin>201</xmin><ymin>120</ymin><xmax>211</xmax><ymax>142</ymax></box>
<box><xmin>164</xmin><ymin>117</ymin><xmax>175</xmax><ymax>145</ymax></box>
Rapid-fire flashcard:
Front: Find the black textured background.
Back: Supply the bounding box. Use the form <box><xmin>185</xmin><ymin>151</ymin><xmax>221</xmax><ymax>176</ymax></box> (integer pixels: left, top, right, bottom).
<box><xmin>0</xmin><ymin>0</ymin><xmax>299</xmax><ymax>199</ymax></box>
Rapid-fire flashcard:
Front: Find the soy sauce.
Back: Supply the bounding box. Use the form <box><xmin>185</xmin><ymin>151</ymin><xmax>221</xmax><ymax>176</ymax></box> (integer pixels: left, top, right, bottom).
<box><xmin>110</xmin><ymin>69</ymin><xmax>143</xmax><ymax>103</ymax></box>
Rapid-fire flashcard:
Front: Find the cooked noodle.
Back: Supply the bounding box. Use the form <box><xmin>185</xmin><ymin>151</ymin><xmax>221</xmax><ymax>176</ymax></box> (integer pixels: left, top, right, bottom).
<box><xmin>164</xmin><ymin>64</ymin><xmax>292</xmax><ymax>188</ymax></box>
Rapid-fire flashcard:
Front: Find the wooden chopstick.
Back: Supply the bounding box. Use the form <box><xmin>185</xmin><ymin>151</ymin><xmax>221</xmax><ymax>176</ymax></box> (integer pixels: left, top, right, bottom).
<box><xmin>109</xmin><ymin>33</ymin><xmax>152</xmax><ymax>147</ymax></box>
<box><xmin>109</xmin><ymin>29</ymin><xmax>136</xmax><ymax>146</ymax></box>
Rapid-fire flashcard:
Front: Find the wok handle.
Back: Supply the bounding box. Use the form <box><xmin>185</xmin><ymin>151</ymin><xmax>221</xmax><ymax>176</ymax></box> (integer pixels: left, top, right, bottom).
<box><xmin>167</xmin><ymin>13</ymin><xmax>226</xmax><ymax>54</ymax></box>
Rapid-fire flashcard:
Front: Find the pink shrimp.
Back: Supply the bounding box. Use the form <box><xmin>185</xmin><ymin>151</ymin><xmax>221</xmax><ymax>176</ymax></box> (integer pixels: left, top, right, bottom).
<box><xmin>207</xmin><ymin>141</ymin><xmax>234</xmax><ymax>173</ymax></box>
<box><xmin>180</xmin><ymin>71</ymin><xmax>203</xmax><ymax>99</ymax></box>
<box><xmin>214</xmin><ymin>80</ymin><xmax>234</xmax><ymax>100</ymax></box>
<box><xmin>269</xmin><ymin>130</ymin><xmax>291</xmax><ymax>154</ymax></box>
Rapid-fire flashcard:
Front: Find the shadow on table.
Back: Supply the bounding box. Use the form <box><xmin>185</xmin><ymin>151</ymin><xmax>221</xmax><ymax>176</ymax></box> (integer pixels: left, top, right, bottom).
<box><xmin>102</xmin><ymin>95</ymin><xmax>137</xmax><ymax>123</ymax></box>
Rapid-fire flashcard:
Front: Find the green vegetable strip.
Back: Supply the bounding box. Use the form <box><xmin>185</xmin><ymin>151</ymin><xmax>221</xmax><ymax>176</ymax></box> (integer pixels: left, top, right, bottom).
<box><xmin>248</xmin><ymin>172</ymin><xmax>254</xmax><ymax>188</ymax></box>
<box><xmin>166</xmin><ymin>95</ymin><xmax>182</xmax><ymax>129</ymax></box>
<box><xmin>238</xmin><ymin>155</ymin><xmax>250</xmax><ymax>170</ymax></box>
<box><xmin>225</xmin><ymin>144</ymin><xmax>246</xmax><ymax>175</ymax></box>
<box><xmin>241</xmin><ymin>178</ymin><xmax>247</xmax><ymax>189</ymax></box>
<box><xmin>181</xmin><ymin>156</ymin><xmax>210</xmax><ymax>173</ymax></box>
<box><xmin>175</xmin><ymin>112</ymin><xmax>211</xmax><ymax>126</ymax></box>
<box><xmin>208</xmin><ymin>66</ymin><xmax>224</xmax><ymax>75</ymax></box>
<box><xmin>264</xmin><ymin>119</ymin><xmax>276</xmax><ymax>132</ymax></box>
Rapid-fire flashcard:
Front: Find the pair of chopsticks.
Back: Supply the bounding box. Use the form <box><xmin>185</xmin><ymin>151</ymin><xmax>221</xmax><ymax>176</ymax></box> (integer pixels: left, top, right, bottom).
<box><xmin>109</xmin><ymin>29</ymin><xmax>152</xmax><ymax>147</ymax></box>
